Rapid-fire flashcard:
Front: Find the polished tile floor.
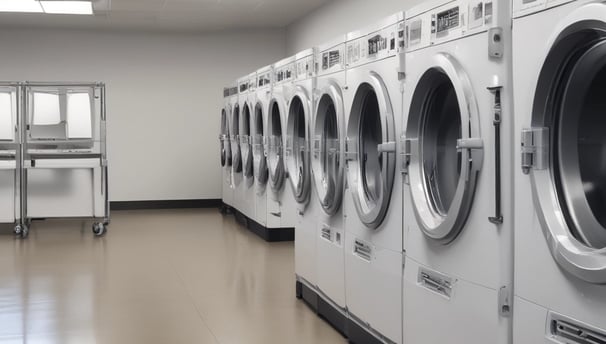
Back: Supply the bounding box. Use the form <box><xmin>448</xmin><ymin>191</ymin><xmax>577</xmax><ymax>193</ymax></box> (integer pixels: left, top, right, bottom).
<box><xmin>0</xmin><ymin>209</ymin><xmax>345</xmax><ymax>344</ymax></box>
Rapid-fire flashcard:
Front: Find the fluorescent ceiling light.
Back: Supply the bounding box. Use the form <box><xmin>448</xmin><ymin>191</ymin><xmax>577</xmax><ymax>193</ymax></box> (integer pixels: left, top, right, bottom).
<box><xmin>0</xmin><ymin>0</ymin><xmax>93</xmax><ymax>15</ymax></box>
<box><xmin>40</xmin><ymin>1</ymin><xmax>93</xmax><ymax>14</ymax></box>
<box><xmin>0</xmin><ymin>0</ymin><xmax>43</xmax><ymax>13</ymax></box>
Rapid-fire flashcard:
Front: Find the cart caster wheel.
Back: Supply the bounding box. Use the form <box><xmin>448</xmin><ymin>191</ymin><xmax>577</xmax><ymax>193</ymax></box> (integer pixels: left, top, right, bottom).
<box><xmin>14</xmin><ymin>224</ymin><xmax>29</xmax><ymax>239</ymax></box>
<box><xmin>92</xmin><ymin>223</ymin><xmax>107</xmax><ymax>237</ymax></box>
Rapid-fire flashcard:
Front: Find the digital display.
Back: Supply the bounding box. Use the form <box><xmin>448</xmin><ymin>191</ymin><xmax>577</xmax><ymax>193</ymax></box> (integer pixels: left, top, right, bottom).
<box><xmin>436</xmin><ymin>7</ymin><xmax>459</xmax><ymax>33</ymax></box>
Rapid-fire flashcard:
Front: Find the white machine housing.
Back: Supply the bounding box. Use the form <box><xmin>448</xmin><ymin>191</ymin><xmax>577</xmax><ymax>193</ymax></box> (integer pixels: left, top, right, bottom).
<box><xmin>402</xmin><ymin>1</ymin><xmax>513</xmax><ymax>344</ymax></box>
<box><xmin>267</xmin><ymin>56</ymin><xmax>297</xmax><ymax>229</ymax></box>
<box><xmin>287</xmin><ymin>49</ymin><xmax>320</xmax><ymax>289</ymax></box>
<box><xmin>252</xmin><ymin>65</ymin><xmax>272</xmax><ymax>227</ymax></box>
<box><xmin>220</xmin><ymin>86</ymin><xmax>234</xmax><ymax>208</ymax></box>
<box><xmin>237</xmin><ymin>73</ymin><xmax>257</xmax><ymax>221</ymax></box>
<box><xmin>312</xmin><ymin>35</ymin><xmax>348</xmax><ymax>311</ymax></box>
<box><xmin>343</xmin><ymin>12</ymin><xmax>406</xmax><ymax>344</ymax></box>
<box><xmin>512</xmin><ymin>0</ymin><xmax>606</xmax><ymax>342</ymax></box>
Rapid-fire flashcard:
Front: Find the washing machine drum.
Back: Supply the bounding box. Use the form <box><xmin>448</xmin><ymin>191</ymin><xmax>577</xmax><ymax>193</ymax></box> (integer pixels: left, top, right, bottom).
<box><xmin>346</xmin><ymin>82</ymin><xmax>396</xmax><ymax>229</ymax></box>
<box><xmin>286</xmin><ymin>94</ymin><xmax>311</xmax><ymax>204</ymax></box>
<box><xmin>406</xmin><ymin>64</ymin><xmax>483</xmax><ymax>244</ymax></box>
<box><xmin>525</xmin><ymin>25</ymin><xmax>606</xmax><ymax>283</ymax></box>
<box><xmin>312</xmin><ymin>90</ymin><xmax>344</xmax><ymax>215</ymax></box>
<box><xmin>241</xmin><ymin>104</ymin><xmax>254</xmax><ymax>178</ymax></box>
<box><xmin>268</xmin><ymin>101</ymin><xmax>286</xmax><ymax>192</ymax></box>
<box><xmin>254</xmin><ymin>103</ymin><xmax>269</xmax><ymax>186</ymax></box>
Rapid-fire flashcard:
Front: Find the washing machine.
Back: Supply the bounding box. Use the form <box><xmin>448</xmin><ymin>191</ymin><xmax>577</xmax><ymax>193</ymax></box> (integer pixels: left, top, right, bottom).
<box><xmin>237</xmin><ymin>73</ymin><xmax>257</xmax><ymax>222</ymax></box>
<box><xmin>251</xmin><ymin>66</ymin><xmax>272</xmax><ymax>234</ymax></box>
<box><xmin>287</xmin><ymin>49</ymin><xmax>320</xmax><ymax>302</ymax></box>
<box><xmin>229</xmin><ymin>80</ymin><xmax>244</xmax><ymax>220</ymax></box>
<box><xmin>512</xmin><ymin>1</ymin><xmax>606</xmax><ymax>342</ymax></box>
<box><xmin>266</xmin><ymin>56</ymin><xmax>297</xmax><ymax>234</ymax></box>
<box><xmin>220</xmin><ymin>86</ymin><xmax>234</xmax><ymax>210</ymax></box>
<box><xmin>402</xmin><ymin>1</ymin><xmax>514</xmax><ymax>344</ymax></box>
<box><xmin>342</xmin><ymin>13</ymin><xmax>405</xmax><ymax>344</ymax></box>
<box><xmin>311</xmin><ymin>35</ymin><xmax>348</xmax><ymax>334</ymax></box>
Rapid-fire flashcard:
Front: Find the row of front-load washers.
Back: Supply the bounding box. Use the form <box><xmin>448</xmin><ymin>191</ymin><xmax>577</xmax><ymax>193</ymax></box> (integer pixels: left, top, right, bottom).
<box><xmin>219</xmin><ymin>1</ymin><xmax>606</xmax><ymax>343</ymax></box>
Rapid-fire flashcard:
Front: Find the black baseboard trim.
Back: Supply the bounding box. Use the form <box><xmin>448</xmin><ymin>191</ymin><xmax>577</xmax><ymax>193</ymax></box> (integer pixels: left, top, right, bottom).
<box><xmin>247</xmin><ymin>219</ymin><xmax>294</xmax><ymax>242</ymax></box>
<box><xmin>110</xmin><ymin>199</ymin><xmax>221</xmax><ymax>211</ymax></box>
<box><xmin>231</xmin><ymin>208</ymin><xmax>249</xmax><ymax>228</ymax></box>
<box><xmin>347</xmin><ymin>318</ymin><xmax>384</xmax><ymax>344</ymax></box>
<box><xmin>295</xmin><ymin>280</ymin><xmax>349</xmax><ymax>339</ymax></box>
<box><xmin>317</xmin><ymin>294</ymin><xmax>349</xmax><ymax>338</ymax></box>
<box><xmin>219</xmin><ymin>203</ymin><xmax>233</xmax><ymax>215</ymax></box>
<box><xmin>296</xmin><ymin>280</ymin><xmax>318</xmax><ymax>313</ymax></box>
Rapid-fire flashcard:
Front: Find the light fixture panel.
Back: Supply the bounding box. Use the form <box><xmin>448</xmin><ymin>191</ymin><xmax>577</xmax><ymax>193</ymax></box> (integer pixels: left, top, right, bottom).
<box><xmin>40</xmin><ymin>1</ymin><xmax>93</xmax><ymax>15</ymax></box>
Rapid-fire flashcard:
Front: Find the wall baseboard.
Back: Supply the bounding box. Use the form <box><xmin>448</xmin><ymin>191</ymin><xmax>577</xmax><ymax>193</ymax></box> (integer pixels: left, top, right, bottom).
<box><xmin>110</xmin><ymin>199</ymin><xmax>221</xmax><ymax>211</ymax></box>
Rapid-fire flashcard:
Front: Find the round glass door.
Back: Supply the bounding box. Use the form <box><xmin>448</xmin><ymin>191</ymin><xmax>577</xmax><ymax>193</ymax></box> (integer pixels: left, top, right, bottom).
<box><xmin>312</xmin><ymin>87</ymin><xmax>344</xmax><ymax>216</ymax></box>
<box><xmin>267</xmin><ymin>100</ymin><xmax>285</xmax><ymax>192</ymax></box>
<box><xmin>241</xmin><ymin>103</ymin><xmax>254</xmax><ymax>178</ymax></box>
<box><xmin>406</xmin><ymin>57</ymin><xmax>482</xmax><ymax>244</ymax></box>
<box><xmin>528</xmin><ymin>22</ymin><xmax>606</xmax><ymax>283</ymax></box>
<box><xmin>220</xmin><ymin>109</ymin><xmax>232</xmax><ymax>167</ymax></box>
<box><xmin>346</xmin><ymin>79</ymin><xmax>396</xmax><ymax>229</ymax></box>
<box><xmin>286</xmin><ymin>92</ymin><xmax>311</xmax><ymax>204</ymax></box>
<box><xmin>231</xmin><ymin>105</ymin><xmax>242</xmax><ymax>174</ymax></box>
<box><xmin>253</xmin><ymin>102</ymin><xmax>268</xmax><ymax>187</ymax></box>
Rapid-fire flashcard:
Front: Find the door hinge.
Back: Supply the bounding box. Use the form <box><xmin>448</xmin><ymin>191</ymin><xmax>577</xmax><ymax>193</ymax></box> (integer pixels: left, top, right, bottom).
<box><xmin>400</xmin><ymin>135</ymin><xmax>412</xmax><ymax>182</ymax></box>
<box><xmin>456</xmin><ymin>138</ymin><xmax>484</xmax><ymax>151</ymax></box>
<box><xmin>498</xmin><ymin>285</ymin><xmax>511</xmax><ymax>317</ymax></box>
<box><xmin>378</xmin><ymin>141</ymin><xmax>397</xmax><ymax>154</ymax></box>
<box><xmin>521</xmin><ymin>127</ymin><xmax>549</xmax><ymax>174</ymax></box>
<box><xmin>345</xmin><ymin>137</ymin><xmax>358</xmax><ymax>161</ymax></box>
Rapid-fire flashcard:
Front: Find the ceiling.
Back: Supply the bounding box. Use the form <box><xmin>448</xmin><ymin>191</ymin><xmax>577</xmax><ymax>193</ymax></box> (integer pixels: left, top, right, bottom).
<box><xmin>0</xmin><ymin>0</ymin><xmax>330</xmax><ymax>33</ymax></box>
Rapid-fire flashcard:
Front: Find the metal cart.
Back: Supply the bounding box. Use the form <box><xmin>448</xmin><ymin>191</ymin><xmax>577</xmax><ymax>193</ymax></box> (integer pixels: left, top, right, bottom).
<box><xmin>0</xmin><ymin>83</ymin><xmax>22</xmax><ymax>234</ymax></box>
<box><xmin>15</xmin><ymin>82</ymin><xmax>109</xmax><ymax>238</ymax></box>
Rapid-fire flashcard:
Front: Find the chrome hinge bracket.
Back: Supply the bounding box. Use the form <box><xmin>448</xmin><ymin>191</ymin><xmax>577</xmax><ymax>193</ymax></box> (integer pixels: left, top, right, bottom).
<box><xmin>521</xmin><ymin>127</ymin><xmax>549</xmax><ymax>174</ymax></box>
<box><xmin>345</xmin><ymin>137</ymin><xmax>357</xmax><ymax>161</ymax></box>
<box><xmin>378</xmin><ymin>141</ymin><xmax>396</xmax><ymax>154</ymax></box>
<box><xmin>400</xmin><ymin>136</ymin><xmax>412</xmax><ymax>183</ymax></box>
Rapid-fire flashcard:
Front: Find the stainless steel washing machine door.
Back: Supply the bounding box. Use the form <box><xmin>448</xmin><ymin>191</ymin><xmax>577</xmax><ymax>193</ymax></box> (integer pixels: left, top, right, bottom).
<box><xmin>267</xmin><ymin>99</ymin><xmax>285</xmax><ymax>193</ymax></box>
<box><xmin>231</xmin><ymin>104</ymin><xmax>242</xmax><ymax>175</ymax></box>
<box><xmin>312</xmin><ymin>83</ymin><xmax>345</xmax><ymax>215</ymax></box>
<box><xmin>220</xmin><ymin>108</ymin><xmax>232</xmax><ymax>167</ymax></box>
<box><xmin>405</xmin><ymin>54</ymin><xmax>483</xmax><ymax>244</ymax></box>
<box><xmin>240</xmin><ymin>102</ymin><xmax>254</xmax><ymax>178</ymax></box>
<box><xmin>346</xmin><ymin>75</ymin><xmax>396</xmax><ymax>229</ymax></box>
<box><xmin>285</xmin><ymin>89</ymin><xmax>311</xmax><ymax>204</ymax></box>
<box><xmin>524</xmin><ymin>22</ymin><xmax>606</xmax><ymax>283</ymax></box>
<box><xmin>253</xmin><ymin>102</ymin><xmax>269</xmax><ymax>189</ymax></box>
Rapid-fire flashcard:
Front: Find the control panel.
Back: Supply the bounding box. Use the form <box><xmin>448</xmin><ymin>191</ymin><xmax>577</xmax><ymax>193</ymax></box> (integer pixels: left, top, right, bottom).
<box><xmin>275</xmin><ymin>63</ymin><xmax>294</xmax><ymax>84</ymax></box>
<box><xmin>346</xmin><ymin>19</ymin><xmax>403</xmax><ymax>67</ymax></box>
<box><xmin>316</xmin><ymin>41</ymin><xmax>345</xmax><ymax>76</ymax></box>
<box><xmin>257</xmin><ymin>71</ymin><xmax>272</xmax><ymax>88</ymax></box>
<box><xmin>295</xmin><ymin>54</ymin><xmax>314</xmax><ymax>80</ymax></box>
<box><xmin>406</xmin><ymin>0</ymin><xmax>495</xmax><ymax>52</ymax></box>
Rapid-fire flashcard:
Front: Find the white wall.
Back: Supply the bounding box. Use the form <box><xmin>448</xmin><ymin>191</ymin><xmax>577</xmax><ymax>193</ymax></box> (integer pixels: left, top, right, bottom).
<box><xmin>286</xmin><ymin>0</ymin><xmax>423</xmax><ymax>54</ymax></box>
<box><xmin>0</xmin><ymin>28</ymin><xmax>286</xmax><ymax>201</ymax></box>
